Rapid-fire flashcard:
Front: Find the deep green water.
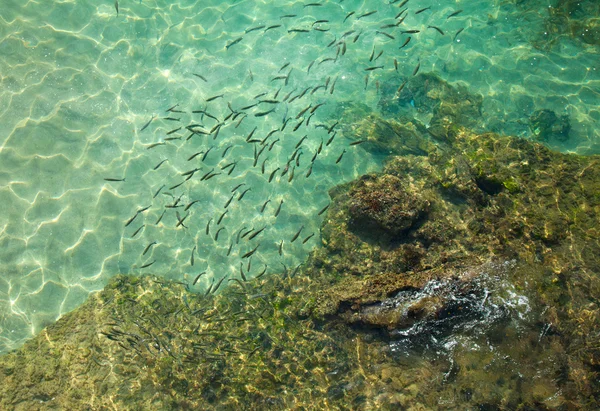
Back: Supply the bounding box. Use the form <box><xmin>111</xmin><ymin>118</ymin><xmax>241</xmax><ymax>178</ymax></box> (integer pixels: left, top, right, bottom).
<box><xmin>0</xmin><ymin>0</ymin><xmax>598</xmax><ymax>357</ymax></box>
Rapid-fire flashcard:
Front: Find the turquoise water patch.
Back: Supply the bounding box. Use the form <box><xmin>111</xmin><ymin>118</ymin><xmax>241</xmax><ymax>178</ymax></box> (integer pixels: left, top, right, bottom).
<box><xmin>0</xmin><ymin>0</ymin><xmax>598</xmax><ymax>354</ymax></box>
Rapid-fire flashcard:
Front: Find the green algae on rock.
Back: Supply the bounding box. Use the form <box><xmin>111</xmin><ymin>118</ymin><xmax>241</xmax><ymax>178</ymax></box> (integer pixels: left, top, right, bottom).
<box><xmin>347</xmin><ymin>174</ymin><xmax>430</xmax><ymax>243</ymax></box>
<box><xmin>539</xmin><ymin>0</ymin><xmax>600</xmax><ymax>47</ymax></box>
<box><xmin>529</xmin><ymin>109</ymin><xmax>571</xmax><ymax>143</ymax></box>
<box><xmin>2</xmin><ymin>121</ymin><xmax>600</xmax><ymax>408</ymax></box>
<box><xmin>2</xmin><ymin>76</ymin><xmax>600</xmax><ymax>408</ymax></box>
<box><xmin>0</xmin><ymin>274</ymin><xmax>362</xmax><ymax>410</ymax></box>
<box><xmin>308</xmin><ymin>113</ymin><xmax>600</xmax><ymax>407</ymax></box>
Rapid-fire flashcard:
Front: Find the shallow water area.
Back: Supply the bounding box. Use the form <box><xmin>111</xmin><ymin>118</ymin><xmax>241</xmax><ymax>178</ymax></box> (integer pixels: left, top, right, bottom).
<box><xmin>0</xmin><ymin>0</ymin><xmax>598</xmax><ymax>385</ymax></box>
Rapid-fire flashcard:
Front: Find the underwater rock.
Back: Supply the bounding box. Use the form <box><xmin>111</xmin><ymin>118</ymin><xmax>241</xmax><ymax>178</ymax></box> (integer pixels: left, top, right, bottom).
<box><xmin>529</xmin><ymin>109</ymin><xmax>571</xmax><ymax>143</ymax></box>
<box><xmin>319</xmin><ymin>124</ymin><xmax>600</xmax><ymax>284</ymax></box>
<box><xmin>526</xmin><ymin>0</ymin><xmax>600</xmax><ymax>48</ymax></box>
<box><xmin>2</xmin><ymin>114</ymin><xmax>600</xmax><ymax>408</ymax></box>
<box><xmin>378</xmin><ymin>73</ymin><xmax>483</xmax><ymax>137</ymax></box>
<box><xmin>343</xmin><ymin>113</ymin><xmax>436</xmax><ymax>156</ymax></box>
<box><xmin>311</xmin><ymin>121</ymin><xmax>600</xmax><ymax>408</ymax></box>
<box><xmin>347</xmin><ymin>174</ymin><xmax>430</xmax><ymax>242</ymax></box>
<box><xmin>570</xmin><ymin>15</ymin><xmax>600</xmax><ymax>45</ymax></box>
<box><xmin>339</xmin><ymin>260</ymin><xmax>517</xmax><ymax>338</ymax></box>
<box><xmin>0</xmin><ymin>274</ymin><xmax>364</xmax><ymax>410</ymax></box>
<box><xmin>342</xmin><ymin>281</ymin><xmax>456</xmax><ymax>331</ymax></box>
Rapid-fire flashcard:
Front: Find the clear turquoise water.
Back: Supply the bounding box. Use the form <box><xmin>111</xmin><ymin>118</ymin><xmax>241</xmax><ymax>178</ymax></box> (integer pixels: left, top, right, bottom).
<box><xmin>0</xmin><ymin>0</ymin><xmax>598</xmax><ymax>354</ymax></box>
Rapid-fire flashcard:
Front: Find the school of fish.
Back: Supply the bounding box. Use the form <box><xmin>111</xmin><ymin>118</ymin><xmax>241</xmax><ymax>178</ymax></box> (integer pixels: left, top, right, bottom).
<box><xmin>105</xmin><ymin>0</ymin><xmax>466</xmax><ymax>293</ymax></box>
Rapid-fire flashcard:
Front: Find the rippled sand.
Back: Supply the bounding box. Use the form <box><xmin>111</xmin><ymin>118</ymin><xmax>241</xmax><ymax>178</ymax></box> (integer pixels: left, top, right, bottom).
<box><xmin>0</xmin><ymin>0</ymin><xmax>598</xmax><ymax>353</ymax></box>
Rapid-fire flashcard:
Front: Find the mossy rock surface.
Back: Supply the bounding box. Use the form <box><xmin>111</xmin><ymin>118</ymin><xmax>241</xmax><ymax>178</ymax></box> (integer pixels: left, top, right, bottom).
<box><xmin>311</xmin><ymin>117</ymin><xmax>600</xmax><ymax>408</ymax></box>
<box><xmin>2</xmin><ymin>77</ymin><xmax>600</xmax><ymax>408</ymax></box>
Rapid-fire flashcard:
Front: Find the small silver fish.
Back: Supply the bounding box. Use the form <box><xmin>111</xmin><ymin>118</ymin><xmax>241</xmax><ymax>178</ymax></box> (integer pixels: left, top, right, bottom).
<box><xmin>114</xmin><ymin>0</ymin><xmax>119</xmax><ymax>16</ymax></box>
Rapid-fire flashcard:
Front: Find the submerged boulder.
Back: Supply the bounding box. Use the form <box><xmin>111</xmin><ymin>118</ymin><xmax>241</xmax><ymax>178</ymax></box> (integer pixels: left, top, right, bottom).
<box><xmin>347</xmin><ymin>174</ymin><xmax>430</xmax><ymax>242</ymax></box>
<box><xmin>310</xmin><ymin>114</ymin><xmax>600</xmax><ymax>408</ymax></box>
<box><xmin>378</xmin><ymin>72</ymin><xmax>483</xmax><ymax>135</ymax></box>
<box><xmin>529</xmin><ymin>109</ymin><xmax>571</xmax><ymax>143</ymax></box>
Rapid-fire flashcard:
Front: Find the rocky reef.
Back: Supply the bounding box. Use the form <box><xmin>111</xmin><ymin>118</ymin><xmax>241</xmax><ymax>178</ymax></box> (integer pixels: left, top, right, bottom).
<box><xmin>1</xmin><ymin>74</ymin><xmax>600</xmax><ymax>410</ymax></box>
<box><xmin>510</xmin><ymin>0</ymin><xmax>600</xmax><ymax>49</ymax></box>
<box><xmin>541</xmin><ymin>0</ymin><xmax>600</xmax><ymax>47</ymax></box>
